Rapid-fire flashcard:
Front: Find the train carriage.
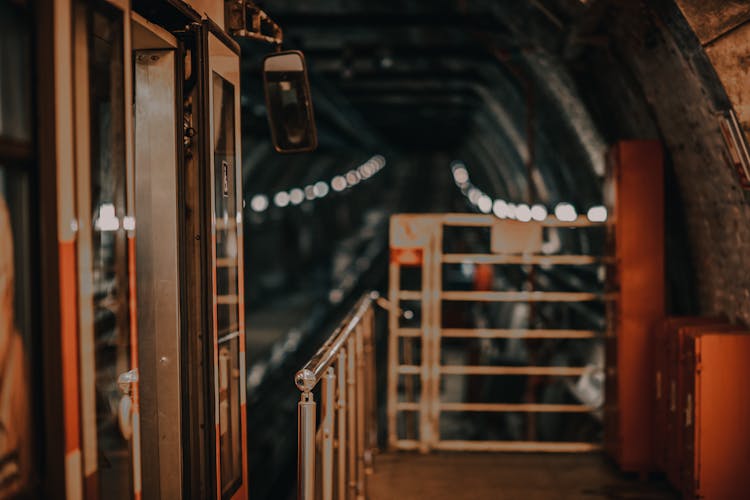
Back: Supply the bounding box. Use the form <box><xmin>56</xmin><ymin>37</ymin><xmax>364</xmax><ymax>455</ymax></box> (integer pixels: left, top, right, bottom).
<box><xmin>5</xmin><ymin>1</ymin><xmax>750</xmax><ymax>499</ymax></box>
<box><xmin>0</xmin><ymin>1</ymin><xmax>271</xmax><ymax>498</ymax></box>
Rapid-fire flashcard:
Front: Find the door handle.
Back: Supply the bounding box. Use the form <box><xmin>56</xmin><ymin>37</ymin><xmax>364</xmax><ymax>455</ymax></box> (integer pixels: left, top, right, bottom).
<box><xmin>117</xmin><ymin>369</ymin><xmax>139</xmax><ymax>440</ymax></box>
<box><xmin>118</xmin><ymin>368</ymin><xmax>139</xmax><ymax>394</ymax></box>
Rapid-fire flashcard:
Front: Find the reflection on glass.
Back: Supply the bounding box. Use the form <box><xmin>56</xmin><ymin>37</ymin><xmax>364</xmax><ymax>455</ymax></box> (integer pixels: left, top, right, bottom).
<box><xmin>213</xmin><ymin>73</ymin><xmax>243</xmax><ymax>498</ymax></box>
<box><xmin>263</xmin><ymin>52</ymin><xmax>316</xmax><ymax>152</ymax></box>
<box><xmin>267</xmin><ymin>79</ymin><xmax>307</xmax><ymax>146</ymax></box>
<box><xmin>0</xmin><ymin>2</ymin><xmax>32</xmax><ymax>142</ymax></box>
<box><xmin>88</xmin><ymin>6</ymin><xmax>133</xmax><ymax>499</ymax></box>
<box><xmin>0</xmin><ymin>168</ymin><xmax>32</xmax><ymax>498</ymax></box>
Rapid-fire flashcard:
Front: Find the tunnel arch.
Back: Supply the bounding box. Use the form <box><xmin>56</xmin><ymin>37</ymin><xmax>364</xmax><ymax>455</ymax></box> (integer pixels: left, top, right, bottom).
<box><xmin>243</xmin><ymin>0</ymin><xmax>750</xmax><ymax>327</ymax></box>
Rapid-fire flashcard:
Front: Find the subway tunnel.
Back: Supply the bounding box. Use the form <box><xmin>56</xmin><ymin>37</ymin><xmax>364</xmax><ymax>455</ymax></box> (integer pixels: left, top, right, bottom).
<box><xmin>2</xmin><ymin>0</ymin><xmax>750</xmax><ymax>499</ymax></box>
<box><xmin>238</xmin><ymin>2</ymin><xmax>746</xmax><ymax>496</ymax></box>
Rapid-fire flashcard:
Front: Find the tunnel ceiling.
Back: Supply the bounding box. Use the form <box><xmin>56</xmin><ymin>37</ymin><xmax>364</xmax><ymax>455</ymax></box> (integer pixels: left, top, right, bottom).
<box><xmin>241</xmin><ymin>0</ymin><xmax>750</xmax><ymax>325</ymax></box>
<box><xmin>244</xmin><ymin>0</ymin><xmax>620</xmax><ymax>209</ymax></box>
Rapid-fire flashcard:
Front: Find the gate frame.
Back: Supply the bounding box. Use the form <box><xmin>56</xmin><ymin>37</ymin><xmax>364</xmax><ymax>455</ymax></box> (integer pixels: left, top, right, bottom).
<box><xmin>387</xmin><ymin>213</ymin><xmax>613</xmax><ymax>453</ymax></box>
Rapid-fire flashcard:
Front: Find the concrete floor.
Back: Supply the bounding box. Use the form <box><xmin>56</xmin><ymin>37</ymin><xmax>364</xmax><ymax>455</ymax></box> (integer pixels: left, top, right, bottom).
<box><xmin>367</xmin><ymin>452</ymin><xmax>678</xmax><ymax>500</ymax></box>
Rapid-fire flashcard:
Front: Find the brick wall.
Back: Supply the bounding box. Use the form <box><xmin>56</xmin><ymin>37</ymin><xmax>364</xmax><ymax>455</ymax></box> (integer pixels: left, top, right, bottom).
<box><xmin>593</xmin><ymin>2</ymin><xmax>750</xmax><ymax>325</ymax></box>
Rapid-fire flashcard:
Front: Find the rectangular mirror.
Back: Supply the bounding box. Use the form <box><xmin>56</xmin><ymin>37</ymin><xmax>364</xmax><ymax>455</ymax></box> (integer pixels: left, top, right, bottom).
<box><xmin>263</xmin><ymin>50</ymin><xmax>318</xmax><ymax>153</ymax></box>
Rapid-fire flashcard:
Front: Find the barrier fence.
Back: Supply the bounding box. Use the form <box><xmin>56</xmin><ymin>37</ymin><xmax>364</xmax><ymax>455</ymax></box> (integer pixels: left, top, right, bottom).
<box><xmin>294</xmin><ymin>293</ymin><xmax>379</xmax><ymax>500</ymax></box>
<box><xmin>387</xmin><ymin>213</ymin><xmax>610</xmax><ymax>453</ymax></box>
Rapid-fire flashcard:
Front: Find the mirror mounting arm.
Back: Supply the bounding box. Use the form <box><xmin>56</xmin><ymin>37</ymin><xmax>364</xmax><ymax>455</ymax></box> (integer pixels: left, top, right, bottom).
<box><xmin>226</xmin><ymin>0</ymin><xmax>283</xmax><ymax>47</ymax></box>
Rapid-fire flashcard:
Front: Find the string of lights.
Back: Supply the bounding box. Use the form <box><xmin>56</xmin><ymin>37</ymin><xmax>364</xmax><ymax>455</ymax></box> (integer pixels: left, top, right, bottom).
<box><xmin>248</xmin><ymin>155</ymin><xmax>387</xmax><ymax>213</ymax></box>
<box><xmin>450</xmin><ymin>161</ymin><xmax>608</xmax><ymax>223</ymax></box>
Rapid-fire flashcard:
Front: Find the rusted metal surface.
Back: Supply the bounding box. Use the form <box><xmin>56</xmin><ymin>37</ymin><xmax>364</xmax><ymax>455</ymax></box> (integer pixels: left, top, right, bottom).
<box><xmin>670</xmin><ymin>1</ymin><xmax>750</xmax><ymax>192</ymax></box>
<box><xmin>705</xmin><ymin>21</ymin><xmax>750</xmax><ymax>132</ymax></box>
<box><xmin>674</xmin><ymin>0</ymin><xmax>750</xmax><ymax>45</ymax></box>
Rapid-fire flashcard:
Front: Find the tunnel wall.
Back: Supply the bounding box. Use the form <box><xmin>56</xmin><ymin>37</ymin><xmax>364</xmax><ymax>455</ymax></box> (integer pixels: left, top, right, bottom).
<box><xmin>598</xmin><ymin>1</ymin><xmax>750</xmax><ymax>325</ymax></box>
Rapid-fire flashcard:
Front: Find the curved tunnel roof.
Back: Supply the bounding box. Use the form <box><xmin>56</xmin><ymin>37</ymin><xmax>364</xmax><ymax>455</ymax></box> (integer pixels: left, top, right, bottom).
<box><xmin>241</xmin><ymin>0</ymin><xmax>750</xmax><ymax>325</ymax></box>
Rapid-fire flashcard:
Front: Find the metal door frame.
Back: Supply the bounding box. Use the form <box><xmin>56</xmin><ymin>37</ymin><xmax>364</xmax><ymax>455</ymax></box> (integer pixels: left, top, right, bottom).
<box><xmin>201</xmin><ymin>20</ymin><xmax>248</xmax><ymax>500</ymax></box>
<box><xmin>132</xmin><ymin>11</ymin><xmax>185</xmax><ymax>499</ymax></box>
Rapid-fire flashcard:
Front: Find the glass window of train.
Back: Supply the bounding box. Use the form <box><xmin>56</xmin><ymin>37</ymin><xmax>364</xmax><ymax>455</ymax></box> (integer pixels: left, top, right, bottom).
<box><xmin>212</xmin><ymin>72</ymin><xmax>243</xmax><ymax>498</ymax></box>
<box><xmin>0</xmin><ymin>1</ymin><xmax>33</xmax><ymax>145</ymax></box>
<box><xmin>86</xmin><ymin>5</ymin><xmax>134</xmax><ymax>499</ymax></box>
<box><xmin>0</xmin><ymin>167</ymin><xmax>34</xmax><ymax>497</ymax></box>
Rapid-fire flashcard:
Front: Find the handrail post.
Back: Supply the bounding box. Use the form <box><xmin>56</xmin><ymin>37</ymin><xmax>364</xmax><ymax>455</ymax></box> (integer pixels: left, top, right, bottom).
<box><xmin>337</xmin><ymin>349</ymin><xmax>347</xmax><ymax>499</ymax></box>
<box><xmin>364</xmin><ymin>308</ymin><xmax>377</xmax><ymax>468</ymax></box>
<box><xmin>298</xmin><ymin>392</ymin><xmax>316</xmax><ymax>500</ymax></box>
<box><xmin>321</xmin><ymin>367</ymin><xmax>336</xmax><ymax>500</ymax></box>
<box><xmin>355</xmin><ymin>325</ymin><xmax>366</xmax><ymax>499</ymax></box>
<box><xmin>294</xmin><ymin>292</ymin><xmax>379</xmax><ymax>500</ymax></box>
<box><xmin>386</xmin><ymin>260</ymin><xmax>399</xmax><ymax>450</ymax></box>
<box><xmin>346</xmin><ymin>337</ymin><xmax>357</xmax><ymax>499</ymax></box>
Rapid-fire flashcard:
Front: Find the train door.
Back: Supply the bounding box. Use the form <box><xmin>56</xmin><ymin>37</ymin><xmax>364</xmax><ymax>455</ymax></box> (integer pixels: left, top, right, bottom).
<box><xmin>131</xmin><ymin>13</ymin><xmax>184</xmax><ymax>499</ymax></box>
<box><xmin>72</xmin><ymin>0</ymin><xmax>142</xmax><ymax>497</ymax></box>
<box><xmin>203</xmin><ymin>24</ymin><xmax>248</xmax><ymax>500</ymax></box>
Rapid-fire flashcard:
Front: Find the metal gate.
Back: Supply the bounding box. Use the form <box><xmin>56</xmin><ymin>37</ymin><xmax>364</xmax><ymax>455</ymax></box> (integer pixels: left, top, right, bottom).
<box><xmin>386</xmin><ymin>213</ymin><xmax>612</xmax><ymax>453</ymax></box>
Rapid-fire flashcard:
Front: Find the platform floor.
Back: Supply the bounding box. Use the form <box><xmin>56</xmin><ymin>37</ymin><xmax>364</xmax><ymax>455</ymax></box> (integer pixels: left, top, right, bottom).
<box><xmin>367</xmin><ymin>452</ymin><xmax>677</xmax><ymax>500</ymax></box>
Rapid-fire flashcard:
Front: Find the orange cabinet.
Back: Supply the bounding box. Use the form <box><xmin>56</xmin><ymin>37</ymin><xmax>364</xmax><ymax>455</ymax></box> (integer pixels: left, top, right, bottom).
<box><xmin>653</xmin><ymin>318</ymin><xmax>714</xmax><ymax>475</ymax></box>
<box><xmin>680</xmin><ymin>330</ymin><xmax>750</xmax><ymax>499</ymax></box>
<box><xmin>604</xmin><ymin>140</ymin><xmax>664</xmax><ymax>472</ymax></box>
<box><xmin>664</xmin><ymin>321</ymin><xmax>729</xmax><ymax>489</ymax></box>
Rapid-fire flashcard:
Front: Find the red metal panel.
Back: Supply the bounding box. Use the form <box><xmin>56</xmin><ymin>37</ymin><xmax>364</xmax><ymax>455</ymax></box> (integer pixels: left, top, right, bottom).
<box><xmin>666</xmin><ymin>321</ymin><xmax>730</xmax><ymax>490</ymax></box>
<box><xmin>682</xmin><ymin>331</ymin><xmax>750</xmax><ymax>499</ymax></box>
<box><xmin>658</xmin><ymin>318</ymin><xmax>722</xmax><ymax>487</ymax></box>
<box><xmin>390</xmin><ymin>248</ymin><xmax>423</xmax><ymax>266</ymax></box>
<box><xmin>604</xmin><ymin>141</ymin><xmax>664</xmax><ymax>473</ymax></box>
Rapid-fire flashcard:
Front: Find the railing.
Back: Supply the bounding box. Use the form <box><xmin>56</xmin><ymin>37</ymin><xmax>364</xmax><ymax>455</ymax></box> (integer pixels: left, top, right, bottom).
<box><xmin>295</xmin><ymin>292</ymin><xmax>379</xmax><ymax>500</ymax></box>
<box><xmin>388</xmin><ymin>213</ymin><xmax>610</xmax><ymax>453</ymax></box>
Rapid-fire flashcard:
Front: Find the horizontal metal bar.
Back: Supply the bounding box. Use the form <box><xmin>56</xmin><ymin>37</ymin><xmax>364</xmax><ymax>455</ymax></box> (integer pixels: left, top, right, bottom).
<box><xmin>442</xmin><ymin>254</ymin><xmax>609</xmax><ymax>265</ymax></box>
<box><xmin>543</xmin><ymin>217</ymin><xmax>606</xmax><ymax>228</ymax></box>
<box><xmin>439</xmin><ymin>402</ymin><xmax>597</xmax><ymax>413</ymax></box>
<box><xmin>440</xmin><ymin>366</ymin><xmax>587</xmax><ymax>376</ymax></box>
<box><xmin>396</xmin><ymin>328</ymin><xmax>422</xmax><ymax>338</ymax></box>
<box><xmin>439</xmin><ymin>213</ymin><xmax>604</xmax><ymax>228</ymax></box>
<box><xmin>295</xmin><ymin>292</ymin><xmax>377</xmax><ymax>391</ymax></box>
<box><xmin>440</xmin><ymin>291</ymin><xmax>612</xmax><ymax>302</ymax></box>
<box><xmin>434</xmin><ymin>440</ymin><xmax>602</xmax><ymax>453</ymax></box>
<box><xmin>216</xmin><ymin>295</ymin><xmax>239</xmax><ymax>305</ymax></box>
<box><xmin>398</xmin><ymin>328</ymin><xmax>601</xmax><ymax>339</ymax></box>
<box><xmin>393</xmin><ymin>440</ymin><xmax>421</xmax><ymax>451</ymax></box>
<box><xmin>397</xmin><ymin>365</ymin><xmax>421</xmax><ymax>375</ymax></box>
<box><xmin>216</xmin><ymin>257</ymin><xmax>238</xmax><ymax>267</ymax></box>
<box><xmin>397</xmin><ymin>291</ymin><xmax>422</xmax><ymax>301</ymax></box>
<box><xmin>395</xmin><ymin>402</ymin><xmax>420</xmax><ymax>411</ymax></box>
<box><xmin>441</xmin><ymin>328</ymin><xmax>600</xmax><ymax>339</ymax></box>
<box><xmin>440</xmin><ymin>214</ymin><xmax>507</xmax><ymax>226</ymax></box>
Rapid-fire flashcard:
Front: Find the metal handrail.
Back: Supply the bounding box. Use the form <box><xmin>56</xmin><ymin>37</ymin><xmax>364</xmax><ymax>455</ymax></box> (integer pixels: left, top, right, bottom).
<box><xmin>295</xmin><ymin>292</ymin><xmax>377</xmax><ymax>392</ymax></box>
<box><xmin>295</xmin><ymin>291</ymin><xmax>380</xmax><ymax>500</ymax></box>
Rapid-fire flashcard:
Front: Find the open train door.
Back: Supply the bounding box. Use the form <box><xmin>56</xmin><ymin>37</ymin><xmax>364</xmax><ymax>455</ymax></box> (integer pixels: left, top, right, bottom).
<box><xmin>201</xmin><ymin>21</ymin><xmax>249</xmax><ymax>500</ymax></box>
<box><xmin>127</xmin><ymin>7</ymin><xmax>251</xmax><ymax>498</ymax></box>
